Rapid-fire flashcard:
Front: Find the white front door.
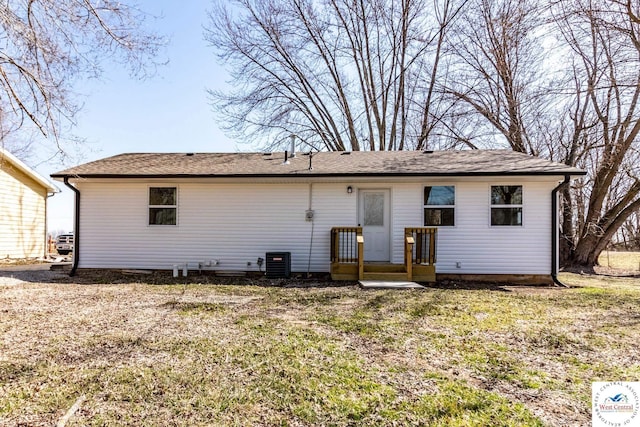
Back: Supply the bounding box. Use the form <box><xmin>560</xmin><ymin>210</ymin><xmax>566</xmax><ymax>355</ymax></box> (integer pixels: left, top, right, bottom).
<box><xmin>358</xmin><ymin>189</ymin><xmax>390</xmax><ymax>262</ymax></box>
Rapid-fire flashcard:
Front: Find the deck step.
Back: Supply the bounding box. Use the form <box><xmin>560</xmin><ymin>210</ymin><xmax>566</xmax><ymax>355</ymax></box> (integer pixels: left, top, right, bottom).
<box><xmin>363</xmin><ymin>264</ymin><xmax>407</xmax><ymax>273</ymax></box>
<box><xmin>362</xmin><ymin>272</ymin><xmax>409</xmax><ymax>281</ymax></box>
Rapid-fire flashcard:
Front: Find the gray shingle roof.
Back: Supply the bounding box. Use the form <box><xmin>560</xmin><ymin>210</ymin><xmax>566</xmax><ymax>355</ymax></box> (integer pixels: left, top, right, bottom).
<box><xmin>51</xmin><ymin>150</ymin><xmax>585</xmax><ymax>179</ymax></box>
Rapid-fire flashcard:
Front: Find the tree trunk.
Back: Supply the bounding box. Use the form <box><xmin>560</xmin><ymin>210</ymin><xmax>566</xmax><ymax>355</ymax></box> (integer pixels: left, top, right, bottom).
<box><xmin>570</xmin><ymin>235</ymin><xmax>600</xmax><ymax>268</ymax></box>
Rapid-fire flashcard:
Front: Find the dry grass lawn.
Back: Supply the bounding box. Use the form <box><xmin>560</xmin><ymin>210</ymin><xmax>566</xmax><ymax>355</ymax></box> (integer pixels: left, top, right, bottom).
<box><xmin>597</xmin><ymin>250</ymin><xmax>640</xmax><ymax>271</ymax></box>
<box><xmin>0</xmin><ymin>267</ymin><xmax>639</xmax><ymax>426</ymax></box>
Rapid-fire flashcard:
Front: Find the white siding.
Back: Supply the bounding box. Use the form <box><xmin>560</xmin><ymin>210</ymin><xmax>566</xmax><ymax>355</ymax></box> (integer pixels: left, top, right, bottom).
<box><xmin>309</xmin><ymin>183</ymin><xmax>357</xmax><ymax>271</ymax></box>
<box><xmin>435</xmin><ymin>180</ymin><xmax>555</xmax><ymax>274</ymax></box>
<box><xmin>78</xmin><ymin>181</ymin><xmax>359</xmax><ymax>272</ymax></box>
<box><xmin>0</xmin><ymin>166</ymin><xmax>47</xmax><ymax>258</ymax></box>
<box><xmin>390</xmin><ymin>184</ymin><xmax>423</xmax><ymax>264</ymax></box>
<box><xmin>76</xmin><ymin>178</ymin><xmax>559</xmax><ymax>275</ymax></box>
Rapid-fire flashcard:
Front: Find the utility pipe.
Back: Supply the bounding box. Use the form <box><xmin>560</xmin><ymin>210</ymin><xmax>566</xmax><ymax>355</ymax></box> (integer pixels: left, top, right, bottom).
<box><xmin>307</xmin><ymin>183</ymin><xmax>314</xmax><ymax>276</ymax></box>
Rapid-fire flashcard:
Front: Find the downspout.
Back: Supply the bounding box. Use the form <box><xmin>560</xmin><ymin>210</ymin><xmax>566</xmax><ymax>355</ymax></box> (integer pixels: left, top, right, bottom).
<box><xmin>63</xmin><ymin>177</ymin><xmax>80</xmax><ymax>276</ymax></box>
<box><xmin>45</xmin><ymin>191</ymin><xmax>56</xmax><ymax>259</ymax></box>
<box><xmin>551</xmin><ymin>175</ymin><xmax>571</xmax><ymax>287</ymax></box>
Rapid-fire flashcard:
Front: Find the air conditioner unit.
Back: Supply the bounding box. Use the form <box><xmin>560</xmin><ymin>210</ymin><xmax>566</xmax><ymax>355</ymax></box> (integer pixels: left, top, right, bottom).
<box><xmin>265</xmin><ymin>252</ymin><xmax>291</xmax><ymax>278</ymax></box>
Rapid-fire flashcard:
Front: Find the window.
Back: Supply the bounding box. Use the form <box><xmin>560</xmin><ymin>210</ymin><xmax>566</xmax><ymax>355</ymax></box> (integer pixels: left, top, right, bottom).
<box><xmin>491</xmin><ymin>185</ymin><xmax>522</xmax><ymax>226</ymax></box>
<box><xmin>363</xmin><ymin>192</ymin><xmax>384</xmax><ymax>226</ymax></box>
<box><xmin>424</xmin><ymin>186</ymin><xmax>455</xmax><ymax>226</ymax></box>
<box><xmin>149</xmin><ymin>187</ymin><xmax>177</xmax><ymax>225</ymax></box>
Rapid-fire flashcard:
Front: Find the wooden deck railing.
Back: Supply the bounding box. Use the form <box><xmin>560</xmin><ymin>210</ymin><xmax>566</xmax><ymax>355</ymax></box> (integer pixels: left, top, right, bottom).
<box><xmin>404</xmin><ymin>234</ymin><xmax>415</xmax><ymax>281</ymax></box>
<box><xmin>330</xmin><ymin>227</ymin><xmax>363</xmax><ymax>280</ymax></box>
<box><xmin>405</xmin><ymin>227</ymin><xmax>437</xmax><ymax>282</ymax></box>
<box><xmin>330</xmin><ymin>226</ymin><xmax>436</xmax><ymax>282</ymax></box>
<box><xmin>330</xmin><ymin>226</ymin><xmax>363</xmax><ymax>263</ymax></box>
<box><xmin>405</xmin><ymin>227</ymin><xmax>437</xmax><ymax>265</ymax></box>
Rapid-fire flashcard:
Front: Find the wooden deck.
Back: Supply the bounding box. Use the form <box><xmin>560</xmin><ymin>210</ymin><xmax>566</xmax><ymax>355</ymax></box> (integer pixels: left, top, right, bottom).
<box><xmin>330</xmin><ymin>227</ymin><xmax>437</xmax><ymax>282</ymax></box>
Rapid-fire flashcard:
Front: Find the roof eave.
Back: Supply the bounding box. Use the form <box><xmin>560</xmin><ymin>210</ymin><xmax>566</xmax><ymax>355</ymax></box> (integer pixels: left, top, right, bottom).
<box><xmin>1</xmin><ymin>148</ymin><xmax>60</xmax><ymax>193</ymax></box>
<box><xmin>51</xmin><ymin>170</ymin><xmax>587</xmax><ymax>180</ymax></box>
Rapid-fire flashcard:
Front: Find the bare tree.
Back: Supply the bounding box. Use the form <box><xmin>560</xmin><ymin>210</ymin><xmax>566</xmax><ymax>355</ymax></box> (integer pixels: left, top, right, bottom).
<box><xmin>415</xmin><ymin>0</ymin><xmax>468</xmax><ymax>150</ymax></box>
<box><xmin>206</xmin><ymin>0</ymin><xmax>463</xmax><ymax>151</ymax></box>
<box><xmin>0</xmin><ymin>0</ymin><xmax>164</xmax><ymax>156</ymax></box>
<box><xmin>551</xmin><ymin>0</ymin><xmax>640</xmax><ymax>267</ymax></box>
<box><xmin>614</xmin><ymin>212</ymin><xmax>640</xmax><ymax>250</ymax></box>
<box><xmin>208</xmin><ymin>0</ymin><xmax>639</xmax><ymax>269</ymax></box>
<box><xmin>442</xmin><ymin>0</ymin><xmax>549</xmax><ymax>154</ymax></box>
<box><xmin>440</xmin><ymin>0</ymin><xmax>640</xmax><ymax>268</ymax></box>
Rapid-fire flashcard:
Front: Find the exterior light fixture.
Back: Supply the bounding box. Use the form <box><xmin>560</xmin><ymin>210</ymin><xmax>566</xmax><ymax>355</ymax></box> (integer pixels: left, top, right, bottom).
<box><xmin>347</xmin><ymin>186</ymin><xmax>353</xmax><ymax>194</ymax></box>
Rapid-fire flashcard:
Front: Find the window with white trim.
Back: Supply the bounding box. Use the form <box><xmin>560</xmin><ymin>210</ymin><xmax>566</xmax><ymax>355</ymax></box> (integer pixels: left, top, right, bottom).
<box><xmin>424</xmin><ymin>186</ymin><xmax>455</xmax><ymax>226</ymax></box>
<box><xmin>149</xmin><ymin>187</ymin><xmax>177</xmax><ymax>225</ymax></box>
<box><xmin>491</xmin><ymin>185</ymin><xmax>522</xmax><ymax>226</ymax></box>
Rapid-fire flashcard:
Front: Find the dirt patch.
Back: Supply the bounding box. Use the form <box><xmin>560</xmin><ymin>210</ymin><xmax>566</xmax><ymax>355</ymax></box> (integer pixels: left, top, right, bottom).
<box><xmin>42</xmin><ymin>268</ymin><xmax>352</xmax><ymax>288</ymax></box>
<box><xmin>177</xmin><ymin>294</ymin><xmax>263</xmax><ymax>305</ymax></box>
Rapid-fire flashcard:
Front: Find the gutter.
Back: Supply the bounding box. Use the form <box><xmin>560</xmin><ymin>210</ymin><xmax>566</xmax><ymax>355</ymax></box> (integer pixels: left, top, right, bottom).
<box><xmin>551</xmin><ymin>175</ymin><xmax>571</xmax><ymax>287</ymax></box>
<box><xmin>63</xmin><ymin>177</ymin><xmax>80</xmax><ymax>276</ymax></box>
<box><xmin>50</xmin><ymin>170</ymin><xmax>587</xmax><ymax>180</ymax></box>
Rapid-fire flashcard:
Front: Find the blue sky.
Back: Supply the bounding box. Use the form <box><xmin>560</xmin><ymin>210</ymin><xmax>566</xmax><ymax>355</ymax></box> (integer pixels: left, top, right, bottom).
<box><xmin>37</xmin><ymin>0</ymin><xmax>240</xmax><ymax>232</ymax></box>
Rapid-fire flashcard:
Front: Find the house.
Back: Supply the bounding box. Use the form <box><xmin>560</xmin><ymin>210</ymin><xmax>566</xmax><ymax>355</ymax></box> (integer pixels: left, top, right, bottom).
<box><xmin>51</xmin><ymin>150</ymin><xmax>584</xmax><ymax>283</ymax></box>
<box><xmin>1</xmin><ymin>147</ymin><xmax>59</xmax><ymax>259</ymax></box>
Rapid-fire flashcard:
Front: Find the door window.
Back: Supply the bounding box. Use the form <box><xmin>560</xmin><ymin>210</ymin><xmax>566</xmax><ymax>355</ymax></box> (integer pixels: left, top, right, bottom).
<box><xmin>363</xmin><ymin>192</ymin><xmax>384</xmax><ymax>226</ymax></box>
